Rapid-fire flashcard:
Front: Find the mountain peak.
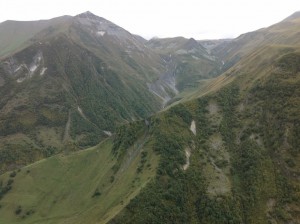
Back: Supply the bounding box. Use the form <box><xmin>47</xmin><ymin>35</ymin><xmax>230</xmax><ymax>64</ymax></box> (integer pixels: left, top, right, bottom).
<box><xmin>83</xmin><ymin>11</ymin><xmax>93</xmax><ymax>14</ymax></box>
<box><xmin>76</xmin><ymin>11</ymin><xmax>100</xmax><ymax>20</ymax></box>
<box><xmin>73</xmin><ymin>10</ymin><xmax>134</xmax><ymax>40</ymax></box>
<box><xmin>78</xmin><ymin>11</ymin><xmax>95</xmax><ymax>16</ymax></box>
<box><xmin>183</xmin><ymin>37</ymin><xmax>200</xmax><ymax>50</ymax></box>
<box><xmin>74</xmin><ymin>11</ymin><xmax>111</xmax><ymax>29</ymax></box>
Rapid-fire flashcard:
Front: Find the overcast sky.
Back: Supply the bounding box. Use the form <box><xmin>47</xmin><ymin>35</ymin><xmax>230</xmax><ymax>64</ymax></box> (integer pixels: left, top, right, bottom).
<box><xmin>0</xmin><ymin>0</ymin><xmax>299</xmax><ymax>40</ymax></box>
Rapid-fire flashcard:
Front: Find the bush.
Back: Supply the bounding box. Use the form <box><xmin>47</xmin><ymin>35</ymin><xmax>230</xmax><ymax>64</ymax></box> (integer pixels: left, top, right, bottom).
<box><xmin>7</xmin><ymin>179</ymin><xmax>14</xmax><ymax>186</ymax></box>
<box><xmin>215</xmin><ymin>159</ymin><xmax>229</xmax><ymax>168</ymax></box>
<box><xmin>9</xmin><ymin>171</ymin><xmax>17</xmax><ymax>178</ymax></box>
<box><xmin>285</xmin><ymin>158</ymin><xmax>295</xmax><ymax>168</ymax></box>
<box><xmin>15</xmin><ymin>206</ymin><xmax>22</xmax><ymax>215</ymax></box>
<box><xmin>92</xmin><ymin>189</ymin><xmax>101</xmax><ymax>198</ymax></box>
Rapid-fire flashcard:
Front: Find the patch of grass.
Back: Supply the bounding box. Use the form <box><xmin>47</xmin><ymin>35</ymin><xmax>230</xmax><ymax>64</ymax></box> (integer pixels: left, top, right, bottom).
<box><xmin>0</xmin><ymin>137</ymin><xmax>158</xmax><ymax>224</ymax></box>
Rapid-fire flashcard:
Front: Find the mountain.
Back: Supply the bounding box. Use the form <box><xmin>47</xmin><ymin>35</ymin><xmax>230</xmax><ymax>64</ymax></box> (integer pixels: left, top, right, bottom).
<box><xmin>0</xmin><ymin>16</ymin><xmax>73</xmax><ymax>58</ymax></box>
<box><xmin>0</xmin><ymin>11</ymin><xmax>220</xmax><ymax>173</ymax></box>
<box><xmin>111</xmin><ymin>12</ymin><xmax>300</xmax><ymax>223</ymax></box>
<box><xmin>0</xmin><ymin>11</ymin><xmax>166</xmax><ymax>172</ymax></box>
<box><xmin>169</xmin><ymin>12</ymin><xmax>300</xmax><ymax>105</ymax></box>
<box><xmin>0</xmin><ymin>11</ymin><xmax>300</xmax><ymax>224</ymax></box>
<box><xmin>207</xmin><ymin>11</ymin><xmax>300</xmax><ymax>73</ymax></box>
<box><xmin>146</xmin><ymin>37</ymin><xmax>223</xmax><ymax>106</ymax></box>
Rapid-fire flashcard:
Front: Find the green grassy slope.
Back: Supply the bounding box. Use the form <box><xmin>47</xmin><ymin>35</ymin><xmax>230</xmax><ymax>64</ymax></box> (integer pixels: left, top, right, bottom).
<box><xmin>0</xmin><ymin>132</ymin><xmax>159</xmax><ymax>224</ymax></box>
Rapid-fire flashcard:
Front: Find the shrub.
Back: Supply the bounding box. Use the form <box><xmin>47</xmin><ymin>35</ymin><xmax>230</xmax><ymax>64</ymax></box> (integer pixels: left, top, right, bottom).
<box><xmin>92</xmin><ymin>189</ymin><xmax>101</xmax><ymax>197</ymax></box>
<box><xmin>7</xmin><ymin>179</ymin><xmax>14</xmax><ymax>186</ymax></box>
<box><xmin>15</xmin><ymin>206</ymin><xmax>22</xmax><ymax>215</ymax></box>
<box><xmin>9</xmin><ymin>171</ymin><xmax>17</xmax><ymax>178</ymax></box>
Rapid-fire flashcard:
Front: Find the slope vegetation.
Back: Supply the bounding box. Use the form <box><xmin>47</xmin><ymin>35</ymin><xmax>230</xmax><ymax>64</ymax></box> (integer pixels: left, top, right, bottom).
<box><xmin>0</xmin><ymin>127</ymin><xmax>159</xmax><ymax>223</ymax></box>
<box><xmin>112</xmin><ymin>58</ymin><xmax>300</xmax><ymax>223</ymax></box>
<box><xmin>110</xmin><ymin>13</ymin><xmax>300</xmax><ymax>224</ymax></box>
<box><xmin>0</xmin><ymin>12</ymin><xmax>164</xmax><ymax>173</ymax></box>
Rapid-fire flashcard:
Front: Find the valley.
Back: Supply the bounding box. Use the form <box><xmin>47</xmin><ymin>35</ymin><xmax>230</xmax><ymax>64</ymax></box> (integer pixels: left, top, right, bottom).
<box><xmin>0</xmin><ymin>11</ymin><xmax>300</xmax><ymax>224</ymax></box>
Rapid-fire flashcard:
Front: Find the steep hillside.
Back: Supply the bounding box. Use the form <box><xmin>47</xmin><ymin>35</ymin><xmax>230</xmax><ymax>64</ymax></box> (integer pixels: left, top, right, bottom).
<box><xmin>0</xmin><ymin>133</ymin><xmax>159</xmax><ymax>224</ymax></box>
<box><xmin>109</xmin><ymin>13</ymin><xmax>300</xmax><ymax>224</ymax></box>
<box><xmin>0</xmin><ymin>12</ymin><xmax>164</xmax><ymax>173</ymax></box>
<box><xmin>111</xmin><ymin>52</ymin><xmax>300</xmax><ymax>223</ymax></box>
<box><xmin>169</xmin><ymin>11</ymin><xmax>300</xmax><ymax>105</ymax></box>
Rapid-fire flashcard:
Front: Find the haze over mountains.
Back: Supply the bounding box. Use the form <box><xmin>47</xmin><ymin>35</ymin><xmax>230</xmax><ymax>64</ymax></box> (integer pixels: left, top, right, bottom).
<box><xmin>0</xmin><ymin>11</ymin><xmax>299</xmax><ymax>224</ymax></box>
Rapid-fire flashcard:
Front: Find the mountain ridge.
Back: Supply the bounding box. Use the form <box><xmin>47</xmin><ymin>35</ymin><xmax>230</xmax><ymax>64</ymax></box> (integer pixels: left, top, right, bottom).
<box><xmin>0</xmin><ymin>11</ymin><xmax>223</xmax><ymax>173</ymax></box>
<box><xmin>0</xmin><ymin>10</ymin><xmax>299</xmax><ymax>224</ymax></box>
<box><xmin>0</xmin><ymin>11</ymin><xmax>165</xmax><ymax>173</ymax></box>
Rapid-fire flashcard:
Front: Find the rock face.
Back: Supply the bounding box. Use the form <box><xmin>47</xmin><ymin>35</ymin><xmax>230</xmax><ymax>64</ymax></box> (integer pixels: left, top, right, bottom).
<box><xmin>190</xmin><ymin>120</ymin><xmax>196</xmax><ymax>135</ymax></box>
<box><xmin>147</xmin><ymin>54</ymin><xmax>178</xmax><ymax>106</ymax></box>
<box><xmin>182</xmin><ymin>147</ymin><xmax>191</xmax><ymax>170</ymax></box>
<box><xmin>147</xmin><ymin>36</ymin><xmax>223</xmax><ymax>97</ymax></box>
